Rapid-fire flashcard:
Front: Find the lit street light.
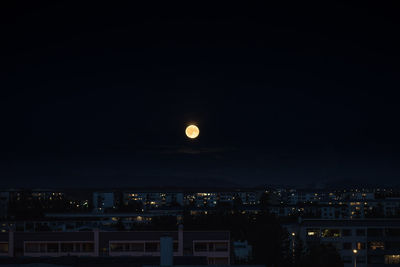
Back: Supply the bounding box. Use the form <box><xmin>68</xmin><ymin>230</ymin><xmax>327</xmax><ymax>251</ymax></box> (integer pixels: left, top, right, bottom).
<box><xmin>291</xmin><ymin>233</ymin><xmax>296</xmax><ymax>264</ymax></box>
<box><xmin>353</xmin><ymin>249</ymin><xmax>358</xmax><ymax>267</ymax></box>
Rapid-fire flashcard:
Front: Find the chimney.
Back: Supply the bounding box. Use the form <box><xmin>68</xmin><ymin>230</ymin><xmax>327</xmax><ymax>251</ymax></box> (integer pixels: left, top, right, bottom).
<box><xmin>160</xmin><ymin>236</ymin><xmax>173</xmax><ymax>266</ymax></box>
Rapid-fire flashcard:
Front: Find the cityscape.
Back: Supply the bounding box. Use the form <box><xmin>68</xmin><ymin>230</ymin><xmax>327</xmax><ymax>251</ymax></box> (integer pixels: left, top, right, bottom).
<box><xmin>1</xmin><ymin>186</ymin><xmax>400</xmax><ymax>266</ymax></box>
<box><xmin>2</xmin><ymin>1</ymin><xmax>400</xmax><ymax>267</ymax></box>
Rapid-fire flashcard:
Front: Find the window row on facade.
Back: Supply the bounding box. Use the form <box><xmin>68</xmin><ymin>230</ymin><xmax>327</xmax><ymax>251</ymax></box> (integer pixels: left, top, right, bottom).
<box><xmin>306</xmin><ymin>227</ymin><xmax>400</xmax><ymax>237</ymax></box>
<box><xmin>24</xmin><ymin>242</ymin><xmax>94</xmax><ymax>253</ymax></box>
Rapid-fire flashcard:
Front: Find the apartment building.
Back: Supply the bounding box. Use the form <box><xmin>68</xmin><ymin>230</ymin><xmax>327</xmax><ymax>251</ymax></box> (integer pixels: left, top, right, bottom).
<box><xmin>238</xmin><ymin>192</ymin><xmax>258</xmax><ymax>205</ymax></box>
<box><xmin>123</xmin><ymin>192</ymin><xmax>184</xmax><ymax>208</ymax></box>
<box><xmin>93</xmin><ymin>192</ymin><xmax>115</xmax><ymax>213</ymax></box>
<box><xmin>0</xmin><ymin>226</ymin><xmax>230</xmax><ymax>265</ymax></box>
<box><xmin>296</xmin><ymin>219</ymin><xmax>400</xmax><ymax>266</ymax></box>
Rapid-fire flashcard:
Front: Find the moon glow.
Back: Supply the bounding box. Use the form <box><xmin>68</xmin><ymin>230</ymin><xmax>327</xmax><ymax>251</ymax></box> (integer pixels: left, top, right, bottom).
<box><xmin>185</xmin><ymin>125</ymin><xmax>200</xmax><ymax>139</ymax></box>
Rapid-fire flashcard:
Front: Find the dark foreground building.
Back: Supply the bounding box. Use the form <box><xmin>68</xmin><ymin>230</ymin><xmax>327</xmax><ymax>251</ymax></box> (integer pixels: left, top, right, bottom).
<box><xmin>0</xmin><ymin>226</ymin><xmax>230</xmax><ymax>265</ymax></box>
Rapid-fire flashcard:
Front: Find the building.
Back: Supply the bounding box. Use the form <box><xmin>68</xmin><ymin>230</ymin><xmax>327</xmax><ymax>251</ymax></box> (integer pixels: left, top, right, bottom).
<box><xmin>237</xmin><ymin>192</ymin><xmax>258</xmax><ymax>205</ymax></box>
<box><xmin>93</xmin><ymin>192</ymin><xmax>115</xmax><ymax>213</ymax></box>
<box><xmin>382</xmin><ymin>199</ymin><xmax>400</xmax><ymax>217</ymax></box>
<box><xmin>341</xmin><ymin>192</ymin><xmax>375</xmax><ymax>201</ymax></box>
<box><xmin>218</xmin><ymin>192</ymin><xmax>234</xmax><ymax>204</ymax></box>
<box><xmin>295</xmin><ymin>219</ymin><xmax>400</xmax><ymax>267</ymax></box>
<box><xmin>0</xmin><ymin>226</ymin><xmax>230</xmax><ymax>265</ymax></box>
<box><xmin>123</xmin><ymin>191</ymin><xmax>184</xmax><ymax>208</ymax></box>
<box><xmin>193</xmin><ymin>193</ymin><xmax>218</xmax><ymax>208</ymax></box>
<box><xmin>233</xmin><ymin>241</ymin><xmax>252</xmax><ymax>261</ymax></box>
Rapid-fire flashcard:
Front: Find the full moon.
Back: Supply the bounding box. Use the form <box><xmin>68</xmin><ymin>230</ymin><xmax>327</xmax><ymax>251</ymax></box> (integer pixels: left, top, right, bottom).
<box><xmin>185</xmin><ymin>125</ymin><xmax>200</xmax><ymax>139</ymax></box>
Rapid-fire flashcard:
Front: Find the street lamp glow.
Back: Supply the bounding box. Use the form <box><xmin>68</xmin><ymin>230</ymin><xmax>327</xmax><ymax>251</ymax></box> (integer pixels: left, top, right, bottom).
<box><xmin>353</xmin><ymin>249</ymin><xmax>358</xmax><ymax>267</ymax></box>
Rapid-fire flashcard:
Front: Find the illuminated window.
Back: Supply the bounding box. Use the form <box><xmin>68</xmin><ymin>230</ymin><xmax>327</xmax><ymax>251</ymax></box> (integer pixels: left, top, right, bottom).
<box><xmin>321</xmin><ymin>229</ymin><xmax>340</xmax><ymax>238</ymax></box>
<box><xmin>385</xmin><ymin>255</ymin><xmax>400</xmax><ymax>264</ymax></box>
<box><xmin>357</xmin><ymin>242</ymin><xmax>365</xmax><ymax>250</ymax></box>
<box><xmin>307</xmin><ymin>229</ymin><xmax>320</xmax><ymax>236</ymax></box>
<box><xmin>369</xmin><ymin>241</ymin><xmax>385</xmax><ymax>250</ymax></box>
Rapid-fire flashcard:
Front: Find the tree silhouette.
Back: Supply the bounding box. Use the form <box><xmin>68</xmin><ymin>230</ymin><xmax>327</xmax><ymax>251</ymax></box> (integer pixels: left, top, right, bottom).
<box><xmin>299</xmin><ymin>243</ymin><xmax>343</xmax><ymax>267</ymax></box>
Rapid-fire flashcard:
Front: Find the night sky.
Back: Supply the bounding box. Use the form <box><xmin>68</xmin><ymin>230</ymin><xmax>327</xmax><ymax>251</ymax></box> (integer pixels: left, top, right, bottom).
<box><xmin>1</xmin><ymin>2</ymin><xmax>400</xmax><ymax>188</ymax></box>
